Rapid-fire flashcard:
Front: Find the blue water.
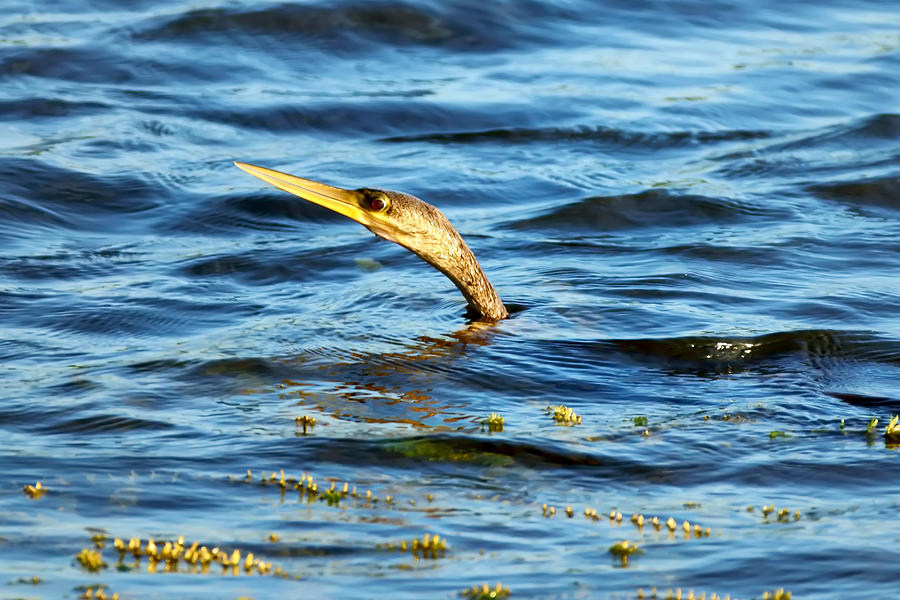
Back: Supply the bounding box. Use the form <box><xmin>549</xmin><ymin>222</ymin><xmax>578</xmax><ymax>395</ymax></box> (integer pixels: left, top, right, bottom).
<box><xmin>2</xmin><ymin>1</ymin><xmax>900</xmax><ymax>598</ymax></box>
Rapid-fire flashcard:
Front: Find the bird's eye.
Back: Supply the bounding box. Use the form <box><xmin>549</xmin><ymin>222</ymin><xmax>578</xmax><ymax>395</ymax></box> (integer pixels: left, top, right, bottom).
<box><xmin>370</xmin><ymin>195</ymin><xmax>388</xmax><ymax>212</ymax></box>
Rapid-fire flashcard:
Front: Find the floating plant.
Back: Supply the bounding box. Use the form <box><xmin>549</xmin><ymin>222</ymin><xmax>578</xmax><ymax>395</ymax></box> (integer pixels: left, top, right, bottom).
<box><xmin>637</xmin><ymin>587</ymin><xmax>744</xmax><ymax>599</ymax></box>
<box><xmin>231</xmin><ymin>469</ymin><xmax>426</xmax><ymax>511</ymax></box>
<box><xmin>460</xmin><ymin>582</ymin><xmax>510</xmax><ymax>599</ymax></box>
<box><xmin>885</xmin><ymin>415</ymin><xmax>900</xmax><ymax>444</ymax></box>
<box><xmin>483</xmin><ymin>412</ymin><xmax>504</xmax><ymax>432</ymax></box>
<box><xmin>75</xmin><ymin>535</ymin><xmax>290</xmax><ymax>578</ymax></box>
<box><xmin>75</xmin><ymin>548</ymin><xmax>106</xmax><ymax>572</ymax></box>
<box><xmin>608</xmin><ymin>540</ymin><xmax>640</xmax><ymax>566</ymax></box>
<box><xmin>578</xmin><ymin>505</ymin><xmax>711</xmax><ymax>539</ymax></box>
<box><xmin>378</xmin><ymin>532</ymin><xmax>448</xmax><ymax>560</ymax></box>
<box><xmin>748</xmin><ymin>504</ymin><xmax>800</xmax><ymax>522</ymax></box>
<box><xmin>295</xmin><ymin>414</ymin><xmax>317</xmax><ymax>434</ymax></box>
<box><xmin>78</xmin><ymin>586</ymin><xmax>119</xmax><ymax>600</ymax></box>
<box><xmin>546</xmin><ymin>404</ymin><xmax>581</xmax><ymax>425</ymax></box>
<box><xmin>23</xmin><ymin>481</ymin><xmax>45</xmax><ymax>500</ymax></box>
<box><xmin>866</xmin><ymin>417</ymin><xmax>879</xmax><ymax>435</ymax></box>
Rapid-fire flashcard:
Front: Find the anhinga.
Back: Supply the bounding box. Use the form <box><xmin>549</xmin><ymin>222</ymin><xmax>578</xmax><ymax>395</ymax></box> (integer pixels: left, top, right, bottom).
<box><xmin>235</xmin><ymin>162</ymin><xmax>508</xmax><ymax>321</ymax></box>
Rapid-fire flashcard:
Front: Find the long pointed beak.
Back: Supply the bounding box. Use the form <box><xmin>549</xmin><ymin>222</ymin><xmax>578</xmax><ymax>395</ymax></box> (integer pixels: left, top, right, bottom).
<box><xmin>234</xmin><ymin>161</ymin><xmax>368</xmax><ymax>225</ymax></box>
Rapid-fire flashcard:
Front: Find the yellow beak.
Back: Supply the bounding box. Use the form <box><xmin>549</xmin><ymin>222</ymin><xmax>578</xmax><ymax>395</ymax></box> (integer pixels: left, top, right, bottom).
<box><xmin>234</xmin><ymin>161</ymin><xmax>369</xmax><ymax>225</ymax></box>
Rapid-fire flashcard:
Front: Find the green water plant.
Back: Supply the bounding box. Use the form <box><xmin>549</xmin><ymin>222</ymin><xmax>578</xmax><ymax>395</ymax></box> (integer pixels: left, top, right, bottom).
<box><xmin>379</xmin><ymin>532</ymin><xmax>448</xmax><ymax>560</ymax></box>
<box><xmin>75</xmin><ymin>535</ymin><xmax>292</xmax><ymax>577</ymax></box>
<box><xmin>460</xmin><ymin>582</ymin><xmax>510</xmax><ymax>599</ymax></box>
<box><xmin>76</xmin><ymin>548</ymin><xmax>106</xmax><ymax>572</ymax></box>
<box><xmin>23</xmin><ymin>481</ymin><xmax>45</xmax><ymax>500</ymax></box>
<box><xmin>295</xmin><ymin>414</ymin><xmax>317</xmax><ymax>434</ymax></box>
<box><xmin>637</xmin><ymin>587</ymin><xmax>736</xmax><ymax>599</ymax></box>
<box><xmin>78</xmin><ymin>586</ymin><xmax>118</xmax><ymax>600</ymax></box>
<box><xmin>546</xmin><ymin>404</ymin><xmax>581</xmax><ymax>425</ymax></box>
<box><xmin>608</xmin><ymin>540</ymin><xmax>640</xmax><ymax>566</ymax></box>
<box><xmin>483</xmin><ymin>412</ymin><xmax>504</xmax><ymax>432</ymax></box>
<box><xmin>579</xmin><ymin>505</ymin><xmax>711</xmax><ymax>538</ymax></box>
<box><xmin>234</xmin><ymin>468</ymin><xmax>444</xmax><ymax>514</ymax></box>
<box><xmin>750</xmin><ymin>504</ymin><xmax>800</xmax><ymax>522</ymax></box>
<box><xmin>885</xmin><ymin>415</ymin><xmax>900</xmax><ymax>444</ymax></box>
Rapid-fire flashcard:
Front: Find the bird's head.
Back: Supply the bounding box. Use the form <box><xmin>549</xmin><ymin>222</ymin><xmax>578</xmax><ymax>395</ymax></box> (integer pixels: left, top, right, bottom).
<box><xmin>234</xmin><ymin>161</ymin><xmax>508</xmax><ymax>321</ymax></box>
<box><xmin>234</xmin><ymin>162</ymin><xmax>463</xmax><ymax>268</ymax></box>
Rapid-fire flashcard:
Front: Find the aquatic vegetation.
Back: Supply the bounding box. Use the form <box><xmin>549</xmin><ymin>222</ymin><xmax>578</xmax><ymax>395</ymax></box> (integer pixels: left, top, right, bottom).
<box><xmin>390</xmin><ymin>438</ymin><xmax>513</xmax><ymax>464</ymax></box>
<box><xmin>579</xmin><ymin>505</ymin><xmax>711</xmax><ymax>539</ymax></box>
<box><xmin>637</xmin><ymin>587</ymin><xmax>735</xmax><ymax>599</ymax></box>
<box><xmin>294</xmin><ymin>414</ymin><xmax>317</xmax><ymax>434</ymax></box>
<box><xmin>76</xmin><ymin>548</ymin><xmax>106</xmax><ymax>572</ymax></box>
<box><xmin>866</xmin><ymin>417</ymin><xmax>879</xmax><ymax>434</ymax></box>
<box><xmin>546</xmin><ymin>404</ymin><xmax>581</xmax><ymax>425</ymax></box>
<box><xmin>632</xmin><ymin>416</ymin><xmax>649</xmax><ymax>426</ymax></box>
<box><xmin>23</xmin><ymin>481</ymin><xmax>45</xmax><ymax>499</ymax></box>
<box><xmin>749</xmin><ymin>504</ymin><xmax>800</xmax><ymax>522</ymax></box>
<box><xmin>460</xmin><ymin>582</ymin><xmax>510</xmax><ymax>599</ymax></box>
<box><xmin>75</xmin><ymin>535</ymin><xmax>289</xmax><ymax>577</ymax></box>
<box><xmin>608</xmin><ymin>540</ymin><xmax>640</xmax><ymax>566</ymax></box>
<box><xmin>234</xmin><ymin>469</ymin><xmax>433</xmax><ymax>511</ymax></box>
<box><xmin>483</xmin><ymin>412</ymin><xmax>504</xmax><ymax>432</ymax></box>
<box><xmin>885</xmin><ymin>415</ymin><xmax>900</xmax><ymax>444</ymax></box>
<box><xmin>768</xmin><ymin>430</ymin><xmax>788</xmax><ymax>439</ymax></box>
<box><xmin>635</xmin><ymin>588</ymin><xmax>790</xmax><ymax>600</ymax></box>
<box><xmin>379</xmin><ymin>533</ymin><xmax>448</xmax><ymax>560</ymax></box>
<box><xmin>79</xmin><ymin>586</ymin><xmax>119</xmax><ymax>600</ymax></box>
<box><xmin>703</xmin><ymin>411</ymin><xmax>756</xmax><ymax>425</ymax></box>
<box><xmin>721</xmin><ymin>413</ymin><xmax>746</xmax><ymax>423</ymax></box>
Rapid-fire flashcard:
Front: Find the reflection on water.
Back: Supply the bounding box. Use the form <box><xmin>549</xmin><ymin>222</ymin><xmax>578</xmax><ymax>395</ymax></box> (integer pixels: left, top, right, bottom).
<box><xmin>2</xmin><ymin>0</ymin><xmax>900</xmax><ymax>598</ymax></box>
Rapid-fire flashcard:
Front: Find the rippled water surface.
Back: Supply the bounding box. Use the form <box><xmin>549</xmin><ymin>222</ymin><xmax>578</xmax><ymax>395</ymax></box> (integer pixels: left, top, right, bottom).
<box><xmin>2</xmin><ymin>0</ymin><xmax>900</xmax><ymax>598</ymax></box>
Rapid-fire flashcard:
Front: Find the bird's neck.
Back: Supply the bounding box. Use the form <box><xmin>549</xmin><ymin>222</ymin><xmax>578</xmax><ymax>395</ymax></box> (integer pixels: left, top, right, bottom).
<box><xmin>412</xmin><ymin>232</ymin><xmax>508</xmax><ymax>322</ymax></box>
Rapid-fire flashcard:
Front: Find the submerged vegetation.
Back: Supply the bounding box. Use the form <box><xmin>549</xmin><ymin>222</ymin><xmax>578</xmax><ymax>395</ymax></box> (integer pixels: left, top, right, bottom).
<box><xmin>20</xmin><ymin>407</ymin><xmax>887</xmax><ymax>596</ymax></box>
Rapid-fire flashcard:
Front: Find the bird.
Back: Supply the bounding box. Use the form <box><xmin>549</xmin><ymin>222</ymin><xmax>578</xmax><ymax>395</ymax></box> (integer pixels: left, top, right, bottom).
<box><xmin>234</xmin><ymin>162</ymin><xmax>508</xmax><ymax>321</ymax></box>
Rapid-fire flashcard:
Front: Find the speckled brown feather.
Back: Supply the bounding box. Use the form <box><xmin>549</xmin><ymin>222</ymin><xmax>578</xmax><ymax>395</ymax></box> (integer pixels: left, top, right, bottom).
<box><xmin>360</xmin><ymin>189</ymin><xmax>508</xmax><ymax>321</ymax></box>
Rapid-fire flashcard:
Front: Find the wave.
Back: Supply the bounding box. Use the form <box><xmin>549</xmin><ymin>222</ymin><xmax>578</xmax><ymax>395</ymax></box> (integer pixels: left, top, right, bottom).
<box><xmin>383</xmin><ymin>125</ymin><xmax>771</xmax><ymax>147</ymax></box>
<box><xmin>503</xmin><ymin>188</ymin><xmax>790</xmax><ymax>232</ymax></box>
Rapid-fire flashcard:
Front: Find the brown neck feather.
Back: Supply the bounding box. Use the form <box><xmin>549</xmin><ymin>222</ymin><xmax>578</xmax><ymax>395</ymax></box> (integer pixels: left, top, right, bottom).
<box><xmin>408</xmin><ymin>228</ymin><xmax>508</xmax><ymax>322</ymax></box>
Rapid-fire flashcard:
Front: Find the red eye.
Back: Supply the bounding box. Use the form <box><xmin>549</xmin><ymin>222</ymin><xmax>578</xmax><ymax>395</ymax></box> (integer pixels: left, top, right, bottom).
<box><xmin>370</xmin><ymin>196</ymin><xmax>386</xmax><ymax>211</ymax></box>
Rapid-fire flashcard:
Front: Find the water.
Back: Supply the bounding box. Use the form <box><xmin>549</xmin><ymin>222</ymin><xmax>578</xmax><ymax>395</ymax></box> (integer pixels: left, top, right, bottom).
<box><xmin>2</xmin><ymin>0</ymin><xmax>899</xmax><ymax>598</ymax></box>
